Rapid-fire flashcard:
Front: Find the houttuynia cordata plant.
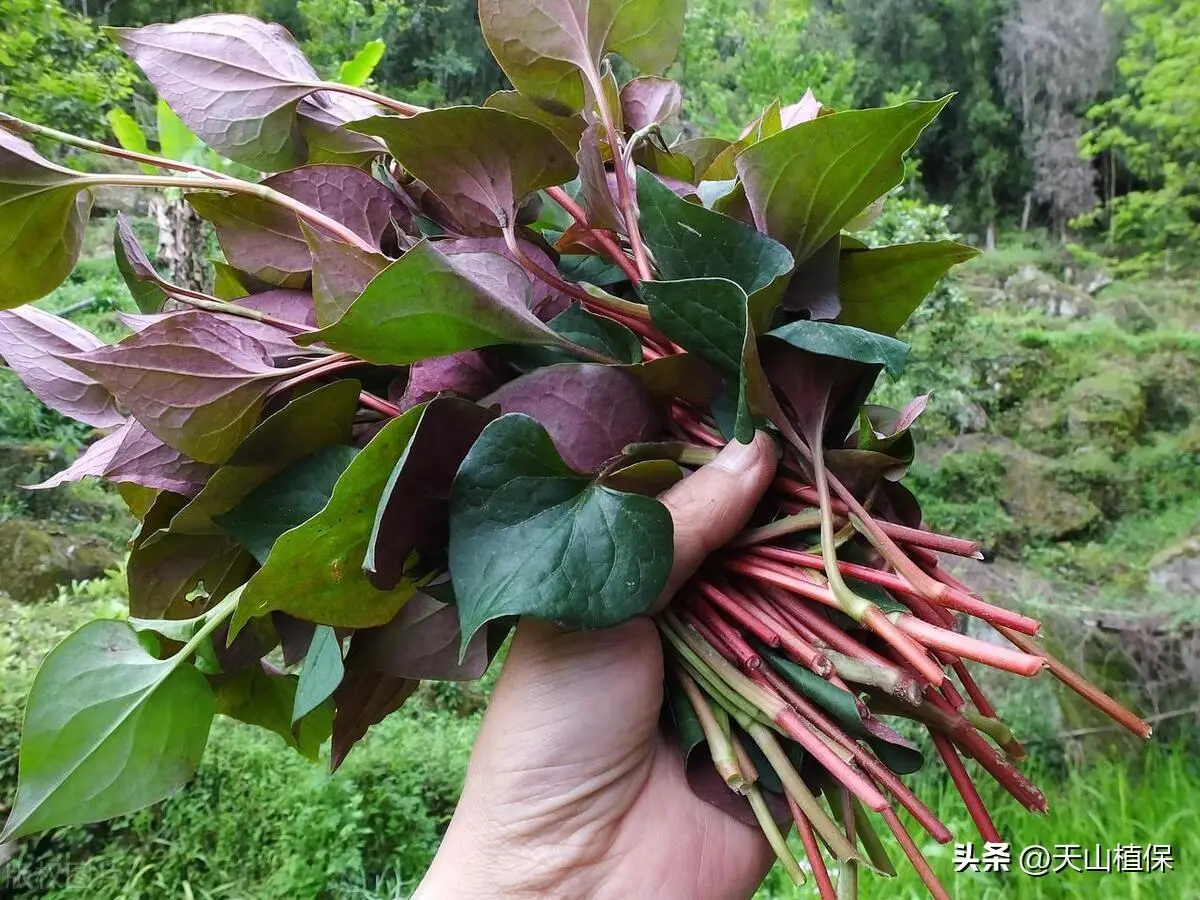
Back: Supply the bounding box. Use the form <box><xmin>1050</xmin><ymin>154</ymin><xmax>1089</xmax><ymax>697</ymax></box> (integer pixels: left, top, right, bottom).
<box><xmin>0</xmin><ymin>4</ymin><xmax>1150</xmax><ymax>897</ymax></box>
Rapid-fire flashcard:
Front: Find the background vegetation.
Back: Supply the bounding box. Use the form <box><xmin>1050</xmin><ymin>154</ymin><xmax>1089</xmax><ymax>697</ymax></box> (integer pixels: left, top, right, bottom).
<box><xmin>1</xmin><ymin>0</ymin><xmax>1197</xmax><ymax>897</ymax></box>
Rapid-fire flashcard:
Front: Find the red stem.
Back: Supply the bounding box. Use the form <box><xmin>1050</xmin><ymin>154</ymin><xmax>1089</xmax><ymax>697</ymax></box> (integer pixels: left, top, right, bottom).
<box><xmin>931</xmin><ymin>730</ymin><xmax>1002</xmax><ymax>843</ymax></box>
<box><xmin>358</xmin><ymin>391</ymin><xmax>400</xmax><ymax>417</ymax></box>
<box><xmin>952</xmin><ymin>660</ymin><xmax>998</xmax><ymax>718</ymax></box>
<box><xmin>787</xmin><ymin>797</ymin><xmax>837</xmax><ymax>900</ymax></box>
<box><xmin>685</xmin><ymin>596</ymin><xmax>762</xmax><ymax>671</ymax></box>
<box><xmin>877</xmin><ymin>803</ymin><xmax>952</xmax><ymax>900</ymax></box>
<box><xmin>544</xmin><ymin>185</ymin><xmax>642</xmax><ymax>284</ymax></box>
<box><xmin>893</xmin><ymin>614</ymin><xmax>1044</xmax><ymax>677</ymax></box>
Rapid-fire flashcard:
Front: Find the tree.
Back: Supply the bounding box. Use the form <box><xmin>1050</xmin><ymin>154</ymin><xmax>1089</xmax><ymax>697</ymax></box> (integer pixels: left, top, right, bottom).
<box><xmin>1081</xmin><ymin>0</ymin><xmax>1200</xmax><ymax>264</ymax></box>
<box><xmin>999</xmin><ymin>0</ymin><xmax>1115</xmax><ymax>237</ymax></box>
<box><xmin>0</xmin><ymin>0</ymin><xmax>137</xmax><ymax>143</ymax></box>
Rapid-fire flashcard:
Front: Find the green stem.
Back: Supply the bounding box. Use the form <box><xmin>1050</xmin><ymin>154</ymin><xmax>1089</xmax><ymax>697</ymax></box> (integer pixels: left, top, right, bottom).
<box><xmin>734</xmin><ymin>508</ymin><xmax>824</xmax><ymax>546</ymax></box>
<box><xmin>676</xmin><ymin>668</ymin><xmax>746</xmax><ymax>792</ymax></box>
<box><xmin>747</xmin><ymin>782</ymin><xmax>807</xmax><ymax>887</ymax></box>
<box><xmin>0</xmin><ymin>112</ymin><xmax>234</xmax><ymax>181</ymax></box>
<box><xmin>163</xmin><ymin>287</ymin><xmax>311</xmax><ymax>334</ymax></box>
<box><xmin>175</xmin><ymin>588</ymin><xmax>242</xmax><ymax>662</ymax></box>
<box><xmin>74</xmin><ymin>173</ymin><xmax>377</xmax><ymax>253</ymax></box>
<box><xmin>313</xmin><ymin>81</ymin><xmax>426</xmax><ymax>117</ymax></box>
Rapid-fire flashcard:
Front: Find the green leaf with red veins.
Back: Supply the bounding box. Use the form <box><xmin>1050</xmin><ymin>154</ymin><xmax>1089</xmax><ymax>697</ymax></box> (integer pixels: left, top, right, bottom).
<box><xmin>836</xmin><ymin>240</ymin><xmax>979</xmax><ymax>335</ymax></box>
<box><xmin>169</xmin><ymin>379</ymin><xmax>361</xmax><ymax>536</ymax></box>
<box><xmin>30</xmin><ymin>419</ymin><xmax>213</xmax><ymax>496</ymax></box>
<box><xmin>298</xmin><ymin>240</ymin><xmax>573</xmax><ymax>364</ymax></box>
<box><xmin>620</xmin><ymin>76</ymin><xmax>682</xmax><ymax>132</ymax></box>
<box><xmin>0</xmin><ymin>306</ymin><xmax>123</xmax><ymax>427</ymax></box>
<box><xmin>228</xmin><ymin>409</ymin><xmax>427</xmax><ymax>637</ymax></box>
<box><xmin>56</xmin><ymin>311</ymin><xmax>288</xmax><ymax>464</ymax></box>
<box><xmin>187</xmin><ymin>165</ymin><xmax>401</xmax><ymax>288</ymax></box>
<box><xmin>478</xmin><ymin>0</ymin><xmax>685</xmax><ymax>114</ymax></box>
<box><xmin>736</xmin><ymin>98</ymin><xmax>950</xmax><ymax>264</ymax></box>
<box><xmin>365</xmin><ymin>398</ymin><xmax>498</xmax><ymax>590</ymax></box>
<box><xmin>351</xmin><ymin>107</ymin><xmax>577</xmax><ymax>232</ymax></box>
<box><xmin>0</xmin><ymin>129</ymin><xmax>92</xmax><ymax>307</ymax></box>
<box><xmin>114</xmin><ymin>213</ymin><xmax>169</xmax><ymax>313</ymax></box>
<box><xmin>0</xmin><ymin>620</ymin><xmax>214</xmax><ymax>842</ymax></box>
<box><xmin>484</xmin><ymin>363</ymin><xmax>663</xmax><ymax>473</ymax></box>
<box><xmin>449</xmin><ymin>413</ymin><xmax>674</xmax><ymax>654</ymax></box>
<box><xmin>107</xmin><ymin>15</ymin><xmax>379</xmax><ymax>170</ymax></box>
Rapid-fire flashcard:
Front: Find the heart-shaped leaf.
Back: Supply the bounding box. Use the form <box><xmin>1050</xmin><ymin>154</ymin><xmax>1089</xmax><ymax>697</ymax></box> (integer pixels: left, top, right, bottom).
<box><xmin>57</xmin><ymin>311</ymin><xmax>288</xmax><ymax>464</ymax></box>
<box><xmin>170</xmin><ymin>379</ymin><xmax>361</xmax><ymax>535</ymax></box>
<box><xmin>31</xmin><ymin>418</ymin><xmax>213</xmax><ymax>495</ymax></box>
<box><xmin>0</xmin><ymin>306</ymin><xmax>123</xmax><ymax>427</ymax></box>
<box><xmin>292</xmin><ymin>625</ymin><xmax>344</xmax><ymax>723</ymax></box>
<box><xmin>621</xmin><ymin>76</ymin><xmax>682</xmax><ymax>132</ymax></box>
<box><xmin>188</xmin><ymin>165</ymin><xmax>401</xmax><ymax>287</ymax></box>
<box><xmin>478</xmin><ymin>0</ymin><xmax>685</xmax><ymax>113</ymax></box>
<box><xmin>449</xmin><ymin>413</ymin><xmax>674</xmax><ymax>654</ymax></box>
<box><xmin>767</xmin><ymin>320</ymin><xmax>909</xmax><ymax>378</ymax></box>
<box><xmin>636</xmin><ymin>168</ymin><xmax>793</xmax><ymax>299</ymax></box>
<box><xmin>737</xmin><ymin>98</ymin><xmax>949</xmax><ymax>263</ymax></box>
<box><xmin>484</xmin><ymin>364</ymin><xmax>663</xmax><ymax>472</ymax></box>
<box><xmin>114</xmin><ymin>214</ymin><xmax>169</xmax><ymax>313</ymax></box>
<box><xmin>229</xmin><ymin>409</ymin><xmax>427</xmax><ymax>636</ymax></box>
<box><xmin>352</xmin><ymin>107</ymin><xmax>577</xmax><ymax>232</ymax></box>
<box><xmin>1</xmin><ymin>620</ymin><xmax>213</xmax><ymax>841</ymax></box>
<box><xmin>108</xmin><ymin>15</ymin><xmax>377</xmax><ymax>170</ymax></box>
<box><xmin>0</xmin><ymin>129</ymin><xmax>92</xmax><ymax>307</ymax></box>
<box><xmin>299</xmin><ymin>240</ymin><xmax>572</xmax><ymax>364</ymax></box>
<box><xmin>366</xmin><ymin>398</ymin><xmax>498</xmax><ymax>589</ymax></box>
<box><xmin>836</xmin><ymin>240</ymin><xmax>979</xmax><ymax>335</ymax></box>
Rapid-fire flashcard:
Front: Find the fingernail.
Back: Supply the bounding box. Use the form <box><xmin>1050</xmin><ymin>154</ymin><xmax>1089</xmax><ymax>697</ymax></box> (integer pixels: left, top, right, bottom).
<box><xmin>711</xmin><ymin>435</ymin><xmax>764</xmax><ymax>474</ymax></box>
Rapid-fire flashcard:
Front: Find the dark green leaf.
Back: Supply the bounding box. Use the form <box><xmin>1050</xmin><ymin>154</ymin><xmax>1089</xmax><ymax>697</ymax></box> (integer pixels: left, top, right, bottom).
<box><xmin>737</xmin><ymin>99</ymin><xmax>950</xmax><ymax>263</ymax></box>
<box><xmin>229</xmin><ymin>409</ymin><xmax>427</xmax><ymax>635</ymax></box>
<box><xmin>636</xmin><ymin>168</ymin><xmax>793</xmax><ymax>296</ymax></box>
<box><xmin>449</xmin><ymin>414</ymin><xmax>674</xmax><ymax>653</ymax></box>
<box><xmin>293</xmin><ymin>626</ymin><xmax>344</xmax><ymax>723</ymax></box>
<box><xmin>1</xmin><ymin>621</ymin><xmax>213</xmax><ymax>841</ymax></box>
<box><xmin>297</xmin><ymin>240</ymin><xmax>569</xmax><ymax>364</ymax></box>
<box><xmin>837</xmin><ymin>240</ymin><xmax>979</xmax><ymax>335</ymax></box>
<box><xmin>216</xmin><ymin>445</ymin><xmax>360</xmax><ymax>564</ymax></box>
<box><xmin>767</xmin><ymin>320</ymin><xmax>909</xmax><ymax>378</ymax></box>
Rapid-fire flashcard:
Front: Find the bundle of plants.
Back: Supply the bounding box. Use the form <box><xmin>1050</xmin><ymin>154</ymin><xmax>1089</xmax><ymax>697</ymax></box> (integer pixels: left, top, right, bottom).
<box><xmin>0</xmin><ymin>5</ymin><xmax>1150</xmax><ymax>897</ymax></box>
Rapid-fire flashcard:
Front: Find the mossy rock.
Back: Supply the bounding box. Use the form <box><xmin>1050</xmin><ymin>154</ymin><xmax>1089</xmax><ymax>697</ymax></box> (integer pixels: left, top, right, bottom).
<box><xmin>1141</xmin><ymin>350</ymin><xmax>1200</xmax><ymax>431</ymax></box>
<box><xmin>1002</xmin><ymin>265</ymin><xmax>1094</xmax><ymax>319</ymax></box>
<box><xmin>1000</xmin><ymin>443</ymin><xmax>1102</xmax><ymax>540</ymax></box>
<box><xmin>0</xmin><ymin>519</ymin><xmax>121</xmax><ymax>604</ymax></box>
<box><xmin>1064</xmin><ymin>370</ymin><xmax>1146</xmax><ymax>452</ymax></box>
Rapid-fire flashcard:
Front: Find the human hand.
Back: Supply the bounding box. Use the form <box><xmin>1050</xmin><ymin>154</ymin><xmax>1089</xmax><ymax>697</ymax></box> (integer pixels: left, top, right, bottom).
<box><xmin>414</xmin><ymin>433</ymin><xmax>779</xmax><ymax>900</ymax></box>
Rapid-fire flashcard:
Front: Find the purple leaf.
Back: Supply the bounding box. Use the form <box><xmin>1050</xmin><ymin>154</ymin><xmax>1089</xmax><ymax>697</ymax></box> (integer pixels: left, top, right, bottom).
<box><xmin>484</xmin><ymin>363</ymin><xmax>663</xmax><ymax>472</ymax></box>
<box><xmin>577</xmin><ymin>124</ymin><xmax>623</xmax><ymax>232</ymax></box>
<box><xmin>302</xmin><ymin>223</ymin><xmax>391</xmax><ymax>327</ymax></box>
<box><xmin>620</xmin><ymin>76</ymin><xmax>682</xmax><ymax>132</ymax></box>
<box><xmin>108</xmin><ymin>15</ymin><xmax>377</xmax><ymax>170</ymax></box>
<box><xmin>56</xmin><ymin>311</ymin><xmax>288</xmax><ymax>464</ymax></box>
<box><xmin>117</xmin><ymin>310</ymin><xmax>304</xmax><ymax>361</ymax></box>
<box><xmin>236</xmin><ymin>289</ymin><xmax>317</xmax><ymax>327</ymax></box>
<box><xmin>484</xmin><ymin>90</ymin><xmax>586</xmax><ymax>152</ymax></box>
<box><xmin>114</xmin><ymin>213</ymin><xmax>169</xmax><ymax>313</ymax></box>
<box><xmin>297</xmin><ymin>92</ymin><xmax>386</xmax><ymax>166</ymax></box>
<box><xmin>330</xmin><ymin>671</ymin><xmax>418</xmax><ymax>770</ymax></box>
<box><xmin>0</xmin><ymin>306</ymin><xmax>123</xmax><ymax>427</ymax></box>
<box><xmin>346</xmin><ymin>592</ymin><xmax>491</xmax><ymax>681</ymax></box>
<box><xmin>188</xmin><ymin>165</ymin><xmax>401</xmax><ymax>287</ymax></box>
<box><xmin>352</xmin><ymin>107</ymin><xmax>577</xmax><ymax>233</ymax></box>
<box><xmin>30</xmin><ymin>418</ymin><xmax>213</xmax><ymax>495</ymax></box>
<box><xmin>439</xmin><ymin>236</ymin><xmax>565</xmax><ymax>319</ymax></box>
<box><xmin>478</xmin><ymin>0</ymin><xmax>686</xmax><ymax>113</ymax></box>
<box><xmin>365</xmin><ymin>398</ymin><xmax>497</xmax><ymax>589</ymax></box>
<box><xmin>397</xmin><ymin>350</ymin><xmax>506</xmax><ymax>412</ymax></box>
<box><xmin>0</xmin><ymin>130</ymin><xmax>92</xmax><ymax>307</ymax></box>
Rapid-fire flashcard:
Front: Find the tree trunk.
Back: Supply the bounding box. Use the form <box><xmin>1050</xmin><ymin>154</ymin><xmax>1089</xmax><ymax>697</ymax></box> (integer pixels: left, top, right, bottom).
<box><xmin>985</xmin><ymin>221</ymin><xmax>997</xmax><ymax>251</ymax></box>
<box><xmin>151</xmin><ymin>197</ymin><xmax>209</xmax><ymax>294</ymax></box>
<box><xmin>1020</xmin><ymin>193</ymin><xmax>1032</xmax><ymax>232</ymax></box>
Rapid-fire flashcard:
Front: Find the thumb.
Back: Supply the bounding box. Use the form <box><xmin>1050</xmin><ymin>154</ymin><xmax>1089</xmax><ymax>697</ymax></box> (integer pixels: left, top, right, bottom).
<box><xmin>656</xmin><ymin>431</ymin><xmax>778</xmax><ymax>606</ymax></box>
